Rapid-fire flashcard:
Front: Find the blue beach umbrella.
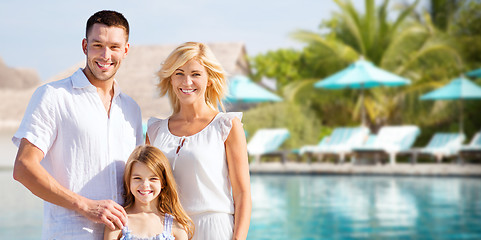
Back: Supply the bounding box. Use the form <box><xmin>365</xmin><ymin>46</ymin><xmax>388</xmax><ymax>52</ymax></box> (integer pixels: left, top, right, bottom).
<box><xmin>225</xmin><ymin>75</ymin><xmax>282</xmax><ymax>103</ymax></box>
<box><xmin>420</xmin><ymin>76</ymin><xmax>481</xmax><ymax>133</ymax></box>
<box><xmin>314</xmin><ymin>58</ymin><xmax>410</xmax><ymax>125</ymax></box>
<box><xmin>466</xmin><ymin>68</ymin><xmax>481</xmax><ymax>78</ymax></box>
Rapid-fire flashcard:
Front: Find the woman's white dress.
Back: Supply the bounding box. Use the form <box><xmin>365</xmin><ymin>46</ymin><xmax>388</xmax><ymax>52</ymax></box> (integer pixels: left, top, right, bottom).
<box><xmin>147</xmin><ymin>112</ymin><xmax>242</xmax><ymax>240</ymax></box>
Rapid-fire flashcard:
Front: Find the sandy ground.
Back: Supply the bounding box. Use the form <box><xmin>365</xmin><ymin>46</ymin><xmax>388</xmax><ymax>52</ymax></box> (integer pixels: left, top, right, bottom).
<box><xmin>250</xmin><ymin>162</ymin><xmax>481</xmax><ymax>176</ymax></box>
<box><xmin>0</xmin><ymin>130</ymin><xmax>17</xmax><ymax>168</ymax></box>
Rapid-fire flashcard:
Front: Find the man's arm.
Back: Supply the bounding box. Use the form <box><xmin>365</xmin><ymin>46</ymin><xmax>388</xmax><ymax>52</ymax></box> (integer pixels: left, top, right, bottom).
<box><xmin>13</xmin><ymin>138</ymin><xmax>127</xmax><ymax>230</ymax></box>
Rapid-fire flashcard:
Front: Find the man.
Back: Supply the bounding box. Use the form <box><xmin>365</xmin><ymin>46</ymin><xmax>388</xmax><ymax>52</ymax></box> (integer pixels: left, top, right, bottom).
<box><xmin>12</xmin><ymin>10</ymin><xmax>143</xmax><ymax>239</ymax></box>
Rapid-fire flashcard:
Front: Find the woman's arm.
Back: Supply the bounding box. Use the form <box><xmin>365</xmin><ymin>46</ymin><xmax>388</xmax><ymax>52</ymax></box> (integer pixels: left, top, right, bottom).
<box><xmin>225</xmin><ymin>118</ymin><xmax>252</xmax><ymax>240</ymax></box>
<box><xmin>103</xmin><ymin>225</ymin><xmax>122</xmax><ymax>240</ymax></box>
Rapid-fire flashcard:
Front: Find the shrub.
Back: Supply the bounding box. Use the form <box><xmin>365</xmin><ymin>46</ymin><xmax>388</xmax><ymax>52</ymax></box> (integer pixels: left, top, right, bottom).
<box><xmin>242</xmin><ymin>102</ymin><xmax>324</xmax><ymax>150</ymax></box>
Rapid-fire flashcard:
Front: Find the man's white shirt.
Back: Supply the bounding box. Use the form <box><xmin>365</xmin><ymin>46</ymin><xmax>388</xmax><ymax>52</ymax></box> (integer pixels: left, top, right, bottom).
<box><xmin>13</xmin><ymin>69</ymin><xmax>143</xmax><ymax>239</ymax></box>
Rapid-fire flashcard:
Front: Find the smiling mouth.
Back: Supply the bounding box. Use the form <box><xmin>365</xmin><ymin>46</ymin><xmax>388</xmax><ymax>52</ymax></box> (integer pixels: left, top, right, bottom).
<box><xmin>181</xmin><ymin>88</ymin><xmax>196</xmax><ymax>93</ymax></box>
<box><xmin>97</xmin><ymin>62</ymin><xmax>113</xmax><ymax>69</ymax></box>
<box><xmin>138</xmin><ymin>190</ymin><xmax>153</xmax><ymax>195</ymax></box>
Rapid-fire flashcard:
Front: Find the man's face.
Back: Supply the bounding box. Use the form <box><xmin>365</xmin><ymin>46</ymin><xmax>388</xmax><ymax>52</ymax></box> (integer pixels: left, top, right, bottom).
<box><xmin>82</xmin><ymin>23</ymin><xmax>129</xmax><ymax>83</ymax></box>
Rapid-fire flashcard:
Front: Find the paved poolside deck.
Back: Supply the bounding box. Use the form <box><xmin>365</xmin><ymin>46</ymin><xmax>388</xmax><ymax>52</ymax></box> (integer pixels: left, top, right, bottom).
<box><xmin>249</xmin><ymin>162</ymin><xmax>481</xmax><ymax>177</ymax></box>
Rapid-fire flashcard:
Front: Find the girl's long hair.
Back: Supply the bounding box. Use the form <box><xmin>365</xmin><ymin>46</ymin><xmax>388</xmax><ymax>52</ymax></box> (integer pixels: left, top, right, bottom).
<box><xmin>157</xmin><ymin>41</ymin><xmax>227</xmax><ymax>113</ymax></box>
<box><xmin>123</xmin><ymin>145</ymin><xmax>194</xmax><ymax>239</ymax></box>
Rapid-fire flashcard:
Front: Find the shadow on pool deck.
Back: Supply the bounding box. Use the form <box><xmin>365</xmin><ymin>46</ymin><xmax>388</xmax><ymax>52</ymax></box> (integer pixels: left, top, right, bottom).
<box><xmin>249</xmin><ymin>162</ymin><xmax>481</xmax><ymax>177</ymax></box>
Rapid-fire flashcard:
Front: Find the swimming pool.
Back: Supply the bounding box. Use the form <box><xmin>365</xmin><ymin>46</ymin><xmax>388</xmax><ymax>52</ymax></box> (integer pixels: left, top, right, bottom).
<box><xmin>0</xmin><ymin>170</ymin><xmax>42</xmax><ymax>239</ymax></box>
<box><xmin>1</xmin><ymin>171</ymin><xmax>481</xmax><ymax>239</ymax></box>
<box><xmin>248</xmin><ymin>174</ymin><xmax>481</xmax><ymax>240</ymax></box>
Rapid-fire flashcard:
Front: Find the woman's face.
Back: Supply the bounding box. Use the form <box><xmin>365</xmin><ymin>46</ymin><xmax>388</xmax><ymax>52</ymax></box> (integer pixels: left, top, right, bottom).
<box><xmin>129</xmin><ymin>162</ymin><xmax>162</xmax><ymax>206</ymax></box>
<box><xmin>170</xmin><ymin>59</ymin><xmax>210</xmax><ymax>106</ymax></box>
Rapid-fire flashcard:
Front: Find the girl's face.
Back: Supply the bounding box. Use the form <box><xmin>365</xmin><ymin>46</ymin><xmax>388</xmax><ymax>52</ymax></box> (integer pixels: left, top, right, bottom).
<box><xmin>129</xmin><ymin>162</ymin><xmax>162</xmax><ymax>206</ymax></box>
<box><xmin>170</xmin><ymin>59</ymin><xmax>211</xmax><ymax>106</ymax></box>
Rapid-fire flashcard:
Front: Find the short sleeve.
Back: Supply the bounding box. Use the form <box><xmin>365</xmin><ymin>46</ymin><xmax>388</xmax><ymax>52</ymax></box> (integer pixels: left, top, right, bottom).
<box><xmin>12</xmin><ymin>84</ymin><xmax>58</xmax><ymax>155</ymax></box>
<box><xmin>218</xmin><ymin>112</ymin><xmax>243</xmax><ymax>142</ymax></box>
<box><xmin>146</xmin><ymin>117</ymin><xmax>163</xmax><ymax>144</ymax></box>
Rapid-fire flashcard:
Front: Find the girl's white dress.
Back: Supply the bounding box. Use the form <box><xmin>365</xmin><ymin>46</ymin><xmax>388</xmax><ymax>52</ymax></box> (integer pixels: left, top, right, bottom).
<box><xmin>147</xmin><ymin>112</ymin><xmax>242</xmax><ymax>240</ymax></box>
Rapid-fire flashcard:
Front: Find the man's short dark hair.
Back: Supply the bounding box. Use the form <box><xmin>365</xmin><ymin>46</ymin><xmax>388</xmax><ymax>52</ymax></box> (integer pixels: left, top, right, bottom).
<box><xmin>86</xmin><ymin>10</ymin><xmax>129</xmax><ymax>41</ymax></box>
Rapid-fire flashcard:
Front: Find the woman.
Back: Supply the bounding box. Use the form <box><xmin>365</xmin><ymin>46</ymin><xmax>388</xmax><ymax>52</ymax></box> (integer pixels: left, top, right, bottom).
<box><xmin>146</xmin><ymin>42</ymin><xmax>251</xmax><ymax>240</ymax></box>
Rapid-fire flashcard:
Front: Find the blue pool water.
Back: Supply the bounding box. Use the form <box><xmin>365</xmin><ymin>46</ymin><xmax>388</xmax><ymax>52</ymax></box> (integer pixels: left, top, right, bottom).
<box><xmin>1</xmin><ymin>171</ymin><xmax>481</xmax><ymax>239</ymax></box>
<box><xmin>248</xmin><ymin>174</ymin><xmax>481</xmax><ymax>240</ymax></box>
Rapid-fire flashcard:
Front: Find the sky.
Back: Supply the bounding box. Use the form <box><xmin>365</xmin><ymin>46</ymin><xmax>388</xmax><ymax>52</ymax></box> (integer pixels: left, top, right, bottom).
<box><xmin>0</xmin><ymin>0</ymin><xmax>422</xmax><ymax>81</ymax></box>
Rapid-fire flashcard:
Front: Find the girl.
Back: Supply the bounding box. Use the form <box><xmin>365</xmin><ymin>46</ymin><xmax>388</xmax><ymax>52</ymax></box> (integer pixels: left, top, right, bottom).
<box><xmin>104</xmin><ymin>145</ymin><xmax>194</xmax><ymax>240</ymax></box>
<box><xmin>146</xmin><ymin>42</ymin><xmax>251</xmax><ymax>240</ymax></box>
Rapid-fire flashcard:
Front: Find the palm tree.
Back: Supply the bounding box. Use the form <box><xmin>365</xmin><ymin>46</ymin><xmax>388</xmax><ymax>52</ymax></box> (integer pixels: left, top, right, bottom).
<box><xmin>289</xmin><ymin>0</ymin><xmax>463</xmax><ymax>130</ymax></box>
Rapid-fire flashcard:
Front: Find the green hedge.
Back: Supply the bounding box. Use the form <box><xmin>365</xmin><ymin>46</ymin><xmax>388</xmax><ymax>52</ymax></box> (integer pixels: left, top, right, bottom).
<box><xmin>242</xmin><ymin>102</ymin><xmax>326</xmax><ymax>150</ymax></box>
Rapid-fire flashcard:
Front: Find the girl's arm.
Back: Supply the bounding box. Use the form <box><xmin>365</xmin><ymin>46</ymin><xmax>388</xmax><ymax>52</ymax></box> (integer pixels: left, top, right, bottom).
<box><xmin>225</xmin><ymin>118</ymin><xmax>252</xmax><ymax>240</ymax></box>
<box><xmin>103</xmin><ymin>225</ymin><xmax>122</xmax><ymax>240</ymax></box>
<box><xmin>172</xmin><ymin>220</ymin><xmax>189</xmax><ymax>240</ymax></box>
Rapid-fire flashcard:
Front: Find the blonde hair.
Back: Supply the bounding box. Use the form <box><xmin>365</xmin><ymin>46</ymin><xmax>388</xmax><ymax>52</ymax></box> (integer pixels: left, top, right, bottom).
<box><xmin>157</xmin><ymin>42</ymin><xmax>227</xmax><ymax>113</ymax></box>
<box><xmin>123</xmin><ymin>145</ymin><xmax>194</xmax><ymax>239</ymax></box>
